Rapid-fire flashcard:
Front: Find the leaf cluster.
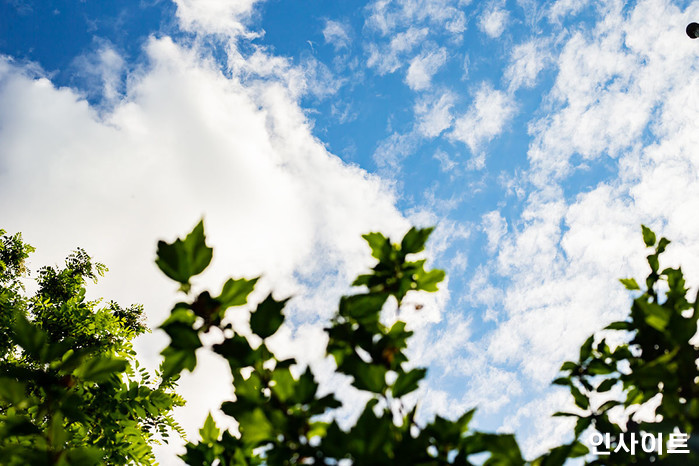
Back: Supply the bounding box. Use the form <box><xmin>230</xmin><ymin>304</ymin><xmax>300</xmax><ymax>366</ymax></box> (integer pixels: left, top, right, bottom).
<box><xmin>547</xmin><ymin>225</ymin><xmax>699</xmax><ymax>464</ymax></box>
<box><xmin>156</xmin><ymin>221</ymin><xmax>525</xmax><ymax>465</ymax></box>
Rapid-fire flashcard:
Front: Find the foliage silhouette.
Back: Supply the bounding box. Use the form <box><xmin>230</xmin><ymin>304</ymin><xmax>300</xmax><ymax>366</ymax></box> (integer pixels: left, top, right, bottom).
<box><xmin>157</xmin><ymin>221</ymin><xmax>528</xmax><ymax>464</ymax></box>
<box><xmin>159</xmin><ymin>221</ymin><xmax>698</xmax><ymax>465</ymax></box>
<box><xmin>1</xmin><ymin>221</ymin><xmax>698</xmax><ymax>465</ymax></box>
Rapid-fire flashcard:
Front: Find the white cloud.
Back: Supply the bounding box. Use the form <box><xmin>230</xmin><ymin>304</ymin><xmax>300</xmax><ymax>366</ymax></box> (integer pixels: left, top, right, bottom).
<box><xmin>547</xmin><ymin>0</ymin><xmax>591</xmax><ymax>23</ymax></box>
<box><xmin>364</xmin><ymin>0</ymin><xmax>468</xmax><ymax>79</ymax></box>
<box><xmin>500</xmin><ymin>391</ymin><xmax>577</xmax><ymax>457</ymax></box>
<box><xmin>479</xmin><ymin>6</ymin><xmax>509</xmax><ymax>38</ymax></box>
<box><xmin>301</xmin><ymin>54</ymin><xmax>344</xmax><ymax>100</ymax></box>
<box><xmin>372</xmin><ymin>130</ymin><xmax>421</xmax><ymax>174</ymax></box>
<box><xmin>449</xmin><ymin>82</ymin><xmax>517</xmax><ymax>161</ymax></box>
<box><xmin>462</xmin><ymin>53</ymin><xmax>470</xmax><ymax>80</ymax></box>
<box><xmin>365</xmin><ymin>0</ymin><xmax>468</xmax><ymax>37</ymax></box>
<box><xmin>504</xmin><ymin>39</ymin><xmax>550</xmax><ymax>92</ymax></box>
<box><xmin>71</xmin><ymin>41</ymin><xmax>126</xmax><ymax>104</ymax></box>
<box><xmin>323</xmin><ymin>20</ymin><xmax>351</xmax><ymax>50</ymax></box>
<box><xmin>405</xmin><ymin>47</ymin><xmax>448</xmax><ymax>91</ymax></box>
<box><xmin>433</xmin><ymin>148</ymin><xmax>458</xmax><ymax>173</ymax></box>
<box><xmin>366</xmin><ymin>26</ymin><xmax>428</xmax><ymax>74</ymax></box>
<box><xmin>373</xmin><ymin>90</ymin><xmax>456</xmax><ymax>176</ymax></box>
<box><xmin>415</xmin><ymin>91</ymin><xmax>454</xmax><ymax>136</ymax></box>
<box><xmin>482</xmin><ymin>210</ymin><xmax>507</xmax><ymax>252</ymax></box>
<box><xmin>173</xmin><ymin>0</ymin><xmax>262</xmax><ymax>36</ymax></box>
<box><xmin>451</xmin><ymin>348</ymin><xmax>522</xmax><ymax>413</ymax></box>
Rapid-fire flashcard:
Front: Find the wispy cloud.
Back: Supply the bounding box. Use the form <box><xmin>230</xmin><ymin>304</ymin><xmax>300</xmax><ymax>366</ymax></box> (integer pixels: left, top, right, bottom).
<box><xmin>367</xmin><ymin>26</ymin><xmax>428</xmax><ymax>74</ymax></box>
<box><xmin>415</xmin><ymin>91</ymin><xmax>454</xmax><ymax>137</ymax></box>
<box><xmin>365</xmin><ymin>0</ymin><xmax>467</xmax><ymax>38</ymax></box>
<box><xmin>433</xmin><ymin>148</ymin><xmax>458</xmax><ymax>173</ymax></box>
<box><xmin>449</xmin><ymin>82</ymin><xmax>517</xmax><ymax>165</ymax></box>
<box><xmin>323</xmin><ymin>19</ymin><xmax>351</xmax><ymax>50</ymax></box>
<box><xmin>479</xmin><ymin>5</ymin><xmax>509</xmax><ymax>39</ymax></box>
<box><xmin>173</xmin><ymin>0</ymin><xmax>263</xmax><ymax>36</ymax></box>
<box><xmin>504</xmin><ymin>38</ymin><xmax>551</xmax><ymax>92</ymax></box>
<box><xmin>405</xmin><ymin>46</ymin><xmax>448</xmax><ymax>90</ymax></box>
<box><xmin>547</xmin><ymin>0</ymin><xmax>591</xmax><ymax>23</ymax></box>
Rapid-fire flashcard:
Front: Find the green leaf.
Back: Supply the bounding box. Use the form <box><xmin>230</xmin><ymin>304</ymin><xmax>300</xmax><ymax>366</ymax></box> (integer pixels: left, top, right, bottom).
<box><xmin>0</xmin><ymin>378</ymin><xmax>27</xmax><ymax>406</ymax></box>
<box><xmin>619</xmin><ymin>278</ymin><xmax>640</xmax><ymax>290</ymax></box>
<box><xmin>11</xmin><ymin>311</ymin><xmax>49</xmax><ymax>360</ymax></box>
<box><xmin>535</xmin><ymin>441</ymin><xmax>588</xmax><ymax>466</ymax></box>
<box><xmin>647</xmin><ymin>253</ymin><xmax>659</xmax><ymax>273</ymax></box>
<box><xmin>560</xmin><ymin>361</ymin><xmax>577</xmax><ymax>372</ymax></box>
<box><xmin>351</xmin><ymin>363</ymin><xmax>388</xmax><ymax>393</ymax></box>
<box><xmin>156</xmin><ymin>219</ymin><xmax>213</xmax><ymax>290</ymax></box>
<box><xmin>637</xmin><ymin>300</ymin><xmax>671</xmax><ymax>331</ymax></box>
<box><xmin>362</xmin><ymin>232</ymin><xmax>391</xmax><ymax>261</ymax></box>
<box><xmin>605</xmin><ymin>321</ymin><xmax>632</xmax><ymax>330</ymax></box>
<box><xmin>340</xmin><ymin>293</ymin><xmax>388</xmax><ymax>321</ymax></box>
<box><xmin>160</xmin><ymin>305</ymin><xmax>196</xmax><ymax>327</ymax></box>
<box><xmin>552</xmin><ymin>377</ymin><xmax>570</xmax><ymax>386</ymax></box>
<box><xmin>249</xmin><ymin>294</ymin><xmax>288</xmax><ymax>339</ymax></box>
<box><xmin>1</xmin><ymin>415</ymin><xmax>41</xmax><ymax>436</ymax></box>
<box><xmin>579</xmin><ymin>336</ymin><xmax>594</xmax><ymax>361</ymax></box>
<box><xmin>307</xmin><ymin>421</ymin><xmax>329</xmax><ymax>440</ymax></box>
<box><xmin>190</xmin><ymin>291</ymin><xmax>221</xmax><ymax>323</ymax></box>
<box><xmin>400</xmin><ymin>227</ymin><xmax>434</xmax><ymax>254</ymax></box>
<box><xmin>294</xmin><ymin>367</ymin><xmax>319</xmax><ymax>404</ymax></box>
<box><xmin>200</xmin><ymin>413</ymin><xmax>220</xmax><ymax>444</ymax></box>
<box><xmin>75</xmin><ymin>356</ymin><xmax>128</xmax><ymax>382</ymax></box>
<box><xmin>570</xmin><ymin>385</ymin><xmax>589</xmax><ymax>410</ymax></box>
<box><xmin>64</xmin><ymin>447</ymin><xmax>103</xmax><ymax>466</ymax></box>
<box><xmin>469</xmin><ymin>433</ymin><xmax>524</xmax><ymax>464</ymax></box>
<box><xmin>161</xmin><ymin>346</ymin><xmax>197</xmax><ymax>379</ymax></box>
<box><xmin>587</xmin><ymin>360</ymin><xmax>614</xmax><ymax>375</ymax></box>
<box><xmin>552</xmin><ymin>411</ymin><xmax>580</xmax><ymax>418</ymax></box>
<box><xmin>392</xmin><ymin>368</ymin><xmax>426</xmax><ymax>398</ymax></box>
<box><xmin>161</xmin><ymin>322</ymin><xmax>202</xmax><ymax>350</ymax></box>
<box><xmin>574</xmin><ymin>416</ymin><xmax>591</xmax><ymax>438</ymax></box>
<box><xmin>213</xmin><ymin>334</ymin><xmax>256</xmax><ymax>367</ymax></box>
<box><xmin>270</xmin><ymin>367</ymin><xmax>296</xmax><ymax>402</ymax></box>
<box><xmin>569</xmin><ymin>441</ymin><xmax>589</xmax><ymax>458</ymax></box>
<box><xmin>596</xmin><ymin>378</ymin><xmax>617</xmax><ymax>392</ymax></box>
<box><xmin>351</xmin><ymin>274</ymin><xmax>372</xmax><ymax>287</ymax></box>
<box><xmin>415</xmin><ymin>268</ymin><xmax>445</xmax><ymax>292</ymax></box>
<box><xmin>641</xmin><ymin>225</ymin><xmax>656</xmax><ymax>247</ymax></box>
<box><xmin>238</xmin><ymin>408</ymin><xmax>274</xmax><ymax>445</ymax></box>
<box><xmin>217</xmin><ymin>277</ymin><xmax>258</xmax><ymax>310</ymax></box>
<box><xmin>346</xmin><ymin>399</ymin><xmax>392</xmax><ymax>459</ymax></box>
<box><xmin>598</xmin><ymin>400</ymin><xmax>620</xmax><ymax>412</ymax></box>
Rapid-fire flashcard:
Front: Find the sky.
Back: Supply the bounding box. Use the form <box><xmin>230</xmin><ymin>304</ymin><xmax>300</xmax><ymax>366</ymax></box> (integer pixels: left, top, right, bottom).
<box><xmin>2</xmin><ymin>0</ymin><xmax>699</xmax><ymax>462</ymax></box>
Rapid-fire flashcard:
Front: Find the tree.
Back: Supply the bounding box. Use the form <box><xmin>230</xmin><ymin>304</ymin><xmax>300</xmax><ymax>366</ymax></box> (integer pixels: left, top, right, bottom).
<box><xmin>0</xmin><ymin>229</ymin><xmax>183</xmax><ymax>465</ymax></box>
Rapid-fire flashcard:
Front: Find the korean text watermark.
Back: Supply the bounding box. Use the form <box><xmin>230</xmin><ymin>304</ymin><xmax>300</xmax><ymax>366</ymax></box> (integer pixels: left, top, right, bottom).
<box><xmin>589</xmin><ymin>431</ymin><xmax>690</xmax><ymax>455</ymax></box>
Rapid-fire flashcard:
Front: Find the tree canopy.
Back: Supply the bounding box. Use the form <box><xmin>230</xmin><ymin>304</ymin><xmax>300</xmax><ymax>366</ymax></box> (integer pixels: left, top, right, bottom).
<box><xmin>0</xmin><ymin>230</ymin><xmax>183</xmax><ymax>465</ymax></box>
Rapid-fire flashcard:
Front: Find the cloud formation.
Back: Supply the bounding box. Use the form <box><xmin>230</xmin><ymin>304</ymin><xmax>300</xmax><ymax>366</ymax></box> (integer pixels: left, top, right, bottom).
<box><xmin>450</xmin><ymin>82</ymin><xmax>517</xmax><ymax>165</ymax></box>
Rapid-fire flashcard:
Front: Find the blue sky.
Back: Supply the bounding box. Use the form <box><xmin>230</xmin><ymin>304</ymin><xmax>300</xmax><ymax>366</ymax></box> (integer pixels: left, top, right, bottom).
<box><xmin>3</xmin><ymin>0</ymin><xmax>699</xmax><ymax>462</ymax></box>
